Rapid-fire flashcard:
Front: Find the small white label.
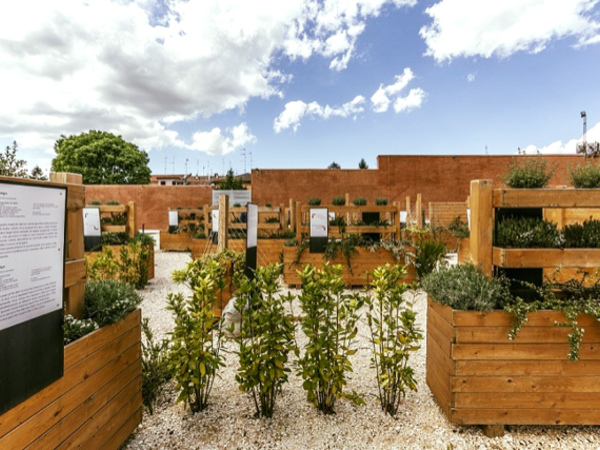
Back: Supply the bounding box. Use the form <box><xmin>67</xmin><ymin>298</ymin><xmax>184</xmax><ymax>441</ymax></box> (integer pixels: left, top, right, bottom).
<box><xmin>310</xmin><ymin>208</ymin><xmax>328</xmax><ymax>238</ymax></box>
<box><xmin>83</xmin><ymin>208</ymin><xmax>101</xmax><ymax>237</ymax></box>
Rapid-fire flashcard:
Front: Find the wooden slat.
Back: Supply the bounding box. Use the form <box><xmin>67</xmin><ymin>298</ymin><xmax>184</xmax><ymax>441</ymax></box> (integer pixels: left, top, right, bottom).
<box><xmin>452</xmin><ymin>408</ymin><xmax>600</xmax><ymax>425</ymax></box>
<box><xmin>455</xmin><ymin>359</ymin><xmax>600</xmax><ymax>376</ymax></box>
<box><xmin>100</xmin><ymin>408</ymin><xmax>142</xmax><ymax>450</ymax></box>
<box><xmin>494</xmin><ymin>188</ymin><xmax>600</xmax><ymax>208</ymax></box>
<box><xmin>470</xmin><ymin>180</ymin><xmax>493</xmax><ymax>277</ymax></box>
<box><xmin>452</xmin><ymin>375</ymin><xmax>600</xmax><ymax>393</ymax></box>
<box><xmin>455</xmin><ymin>325</ymin><xmax>600</xmax><ymax>344</ymax></box>
<box><xmin>428</xmin><ymin>305</ymin><xmax>455</xmax><ymax>342</ymax></box>
<box><xmin>65</xmin><ymin>259</ymin><xmax>87</xmax><ymax>288</ymax></box>
<box><xmin>454</xmin><ymin>392</ymin><xmax>600</xmax><ymax>409</ymax></box>
<box><xmin>427</xmin><ymin>330</ymin><xmax>453</xmax><ymax>377</ymax></box>
<box><xmin>428</xmin><ymin>299</ymin><xmax>454</xmax><ymax>327</ymax></box>
<box><xmin>428</xmin><ymin>322</ymin><xmax>452</xmax><ymax>357</ymax></box>
<box><xmin>101</xmin><ymin>225</ymin><xmax>127</xmax><ymax>233</ymax></box>
<box><xmin>452</xmin><ymin>309</ymin><xmax>598</xmax><ymax>327</ymax></box>
<box><xmin>493</xmin><ymin>247</ymin><xmax>600</xmax><ymax>268</ymax></box>
<box><xmin>452</xmin><ymin>343</ymin><xmax>600</xmax><ymax>360</ymax></box>
<box><xmin>93</xmin><ymin>205</ymin><xmax>128</xmax><ymax>213</ymax></box>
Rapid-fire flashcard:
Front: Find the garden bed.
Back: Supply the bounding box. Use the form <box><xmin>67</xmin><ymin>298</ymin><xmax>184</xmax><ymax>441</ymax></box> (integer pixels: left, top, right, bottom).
<box><xmin>0</xmin><ymin>309</ymin><xmax>142</xmax><ymax>449</ymax></box>
<box><xmin>190</xmin><ymin>239</ymin><xmax>285</xmax><ymax>267</ymax></box>
<box><xmin>426</xmin><ymin>297</ymin><xmax>600</xmax><ymax>431</ymax></box>
<box><xmin>86</xmin><ymin>245</ymin><xmax>155</xmax><ymax>280</ymax></box>
<box><xmin>159</xmin><ymin>231</ymin><xmax>194</xmax><ymax>252</ymax></box>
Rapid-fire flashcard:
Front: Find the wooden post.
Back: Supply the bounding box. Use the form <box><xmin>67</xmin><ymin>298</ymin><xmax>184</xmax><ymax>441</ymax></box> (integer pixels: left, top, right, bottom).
<box><xmin>345</xmin><ymin>193</ymin><xmax>351</xmax><ymax>224</ymax></box>
<box><xmin>289</xmin><ymin>198</ymin><xmax>295</xmax><ymax>232</ymax></box>
<box><xmin>406</xmin><ymin>196</ymin><xmax>411</xmax><ymax>225</ymax></box>
<box><xmin>428</xmin><ymin>201</ymin><xmax>433</xmax><ymax>226</ymax></box>
<box><xmin>279</xmin><ymin>203</ymin><xmax>285</xmax><ymax>234</ymax></box>
<box><xmin>416</xmin><ymin>193</ymin><xmax>422</xmax><ymax>229</ymax></box>
<box><xmin>50</xmin><ymin>172</ymin><xmax>86</xmax><ymax>318</ymax></box>
<box><xmin>217</xmin><ymin>194</ymin><xmax>229</xmax><ymax>252</ymax></box>
<box><xmin>394</xmin><ymin>201</ymin><xmax>401</xmax><ymax>240</ymax></box>
<box><xmin>470</xmin><ymin>180</ymin><xmax>494</xmax><ymax>278</ymax></box>
<box><xmin>127</xmin><ymin>201</ymin><xmax>137</xmax><ymax>238</ymax></box>
<box><xmin>544</xmin><ymin>208</ymin><xmax>565</xmax><ymax>230</ymax></box>
<box><xmin>296</xmin><ymin>201</ymin><xmax>302</xmax><ymax>246</ymax></box>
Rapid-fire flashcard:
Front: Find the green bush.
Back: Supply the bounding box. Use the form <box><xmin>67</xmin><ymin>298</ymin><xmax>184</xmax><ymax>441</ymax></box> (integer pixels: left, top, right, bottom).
<box><xmin>375</xmin><ymin>197</ymin><xmax>388</xmax><ymax>206</ymax></box>
<box><xmin>167</xmin><ymin>259</ymin><xmax>225</xmax><ymax>413</ymax></box>
<box><xmin>232</xmin><ymin>264</ymin><xmax>297</xmax><ymax>418</ymax></box>
<box><xmin>564</xmin><ymin>219</ymin><xmax>600</xmax><ymax>248</ymax></box>
<box><xmin>87</xmin><ymin>241</ymin><xmax>152</xmax><ymax>289</ymax></box>
<box><xmin>367</xmin><ymin>264</ymin><xmax>422</xmax><ymax>416</ymax></box>
<box><xmin>63</xmin><ymin>315</ymin><xmax>99</xmax><ymax>345</ymax></box>
<box><xmin>88</xmin><ymin>200</ymin><xmax>102</xmax><ymax>206</ymax></box>
<box><xmin>501</xmin><ymin>155</ymin><xmax>555</xmax><ymax>188</ymax></box>
<box><xmin>331</xmin><ymin>196</ymin><xmax>346</xmax><ymax>206</ymax></box>
<box><xmin>308</xmin><ymin>197</ymin><xmax>322</xmax><ymax>206</ymax></box>
<box><xmin>495</xmin><ymin>216</ymin><xmax>562</xmax><ymax>248</ymax></box>
<box><xmin>84</xmin><ymin>279</ymin><xmax>142</xmax><ymax>327</ymax></box>
<box><xmin>106</xmin><ymin>199</ymin><xmax>121</xmax><ymax>205</ymax></box>
<box><xmin>422</xmin><ymin>263</ymin><xmax>512</xmax><ymax>311</ymax></box>
<box><xmin>141</xmin><ymin>318</ymin><xmax>171</xmax><ymax>414</ymax></box>
<box><xmin>129</xmin><ymin>232</ymin><xmax>156</xmax><ymax>247</ymax></box>
<box><xmin>352</xmin><ymin>197</ymin><xmax>367</xmax><ymax>206</ymax></box>
<box><xmin>569</xmin><ymin>162</ymin><xmax>600</xmax><ymax>188</ymax></box>
<box><xmin>414</xmin><ymin>240</ymin><xmax>447</xmax><ymax>281</ymax></box>
<box><xmin>447</xmin><ymin>216</ymin><xmax>469</xmax><ymax>238</ymax></box>
<box><xmin>296</xmin><ymin>264</ymin><xmax>365</xmax><ymax>414</ymax></box>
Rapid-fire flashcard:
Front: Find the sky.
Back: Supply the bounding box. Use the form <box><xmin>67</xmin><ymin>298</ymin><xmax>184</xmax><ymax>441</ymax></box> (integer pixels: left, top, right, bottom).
<box><xmin>1</xmin><ymin>0</ymin><xmax>600</xmax><ymax>177</ymax></box>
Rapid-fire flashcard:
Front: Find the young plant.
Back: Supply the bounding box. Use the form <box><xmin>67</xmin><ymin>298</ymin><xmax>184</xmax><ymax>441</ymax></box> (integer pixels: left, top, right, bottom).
<box><xmin>168</xmin><ymin>259</ymin><xmax>226</xmax><ymax>413</ymax></box>
<box><xmin>232</xmin><ymin>264</ymin><xmax>297</xmax><ymax>418</ymax></box>
<box><xmin>569</xmin><ymin>161</ymin><xmax>600</xmax><ymax>188</ymax></box>
<box><xmin>296</xmin><ymin>263</ymin><xmax>365</xmax><ymax>414</ymax></box>
<box><xmin>501</xmin><ymin>155</ymin><xmax>555</xmax><ymax>188</ymax></box>
<box><xmin>141</xmin><ymin>318</ymin><xmax>171</xmax><ymax>414</ymax></box>
<box><xmin>413</xmin><ymin>239</ymin><xmax>447</xmax><ymax>282</ymax></box>
<box><xmin>308</xmin><ymin>197</ymin><xmax>322</xmax><ymax>206</ymax></box>
<box><xmin>84</xmin><ymin>279</ymin><xmax>142</xmax><ymax>327</ymax></box>
<box><xmin>367</xmin><ymin>264</ymin><xmax>422</xmax><ymax>416</ymax></box>
<box><xmin>352</xmin><ymin>197</ymin><xmax>367</xmax><ymax>206</ymax></box>
<box><xmin>118</xmin><ymin>241</ymin><xmax>151</xmax><ymax>289</ymax></box>
<box><xmin>331</xmin><ymin>196</ymin><xmax>346</xmax><ymax>206</ymax></box>
<box><xmin>375</xmin><ymin>197</ymin><xmax>388</xmax><ymax>206</ymax></box>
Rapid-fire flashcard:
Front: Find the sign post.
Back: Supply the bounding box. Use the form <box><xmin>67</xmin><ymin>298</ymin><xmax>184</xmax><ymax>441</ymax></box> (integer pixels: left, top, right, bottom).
<box><xmin>83</xmin><ymin>207</ymin><xmax>102</xmax><ymax>251</ymax></box>
<box><xmin>245</xmin><ymin>203</ymin><xmax>258</xmax><ymax>279</ymax></box>
<box><xmin>309</xmin><ymin>207</ymin><xmax>329</xmax><ymax>253</ymax></box>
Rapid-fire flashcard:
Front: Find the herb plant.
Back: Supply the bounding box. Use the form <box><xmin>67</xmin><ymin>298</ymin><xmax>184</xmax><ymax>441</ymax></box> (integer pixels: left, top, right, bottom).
<box><xmin>569</xmin><ymin>162</ymin><xmax>600</xmax><ymax>188</ymax></box>
<box><xmin>84</xmin><ymin>279</ymin><xmax>142</xmax><ymax>327</ymax></box>
<box><xmin>413</xmin><ymin>240</ymin><xmax>446</xmax><ymax>282</ymax></box>
<box><xmin>501</xmin><ymin>155</ymin><xmax>555</xmax><ymax>188</ymax></box>
<box><xmin>296</xmin><ymin>263</ymin><xmax>365</xmax><ymax>414</ymax></box>
<box><xmin>331</xmin><ymin>196</ymin><xmax>346</xmax><ymax>206</ymax></box>
<box><xmin>353</xmin><ymin>197</ymin><xmax>367</xmax><ymax>206</ymax></box>
<box><xmin>63</xmin><ymin>315</ymin><xmax>99</xmax><ymax>345</ymax></box>
<box><xmin>564</xmin><ymin>219</ymin><xmax>600</xmax><ymax>248</ymax></box>
<box><xmin>308</xmin><ymin>197</ymin><xmax>322</xmax><ymax>206</ymax></box>
<box><xmin>495</xmin><ymin>216</ymin><xmax>562</xmax><ymax>248</ymax></box>
<box><xmin>367</xmin><ymin>264</ymin><xmax>422</xmax><ymax>416</ymax></box>
<box><xmin>375</xmin><ymin>197</ymin><xmax>388</xmax><ymax>206</ymax></box>
<box><xmin>141</xmin><ymin>318</ymin><xmax>171</xmax><ymax>414</ymax></box>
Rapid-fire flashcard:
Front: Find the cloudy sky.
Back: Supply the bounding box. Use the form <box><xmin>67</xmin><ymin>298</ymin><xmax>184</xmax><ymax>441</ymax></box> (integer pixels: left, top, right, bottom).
<box><xmin>1</xmin><ymin>0</ymin><xmax>600</xmax><ymax>176</ymax></box>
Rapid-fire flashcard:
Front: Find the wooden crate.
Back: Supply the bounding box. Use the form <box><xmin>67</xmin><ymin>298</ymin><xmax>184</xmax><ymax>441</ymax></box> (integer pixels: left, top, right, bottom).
<box><xmin>282</xmin><ymin>246</ymin><xmax>415</xmax><ymax>286</ymax></box>
<box><xmin>0</xmin><ymin>309</ymin><xmax>142</xmax><ymax>450</ymax></box>
<box><xmin>426</xmin><ymin>298</ymin><xmax>600</xmax><ymax>427</ymax></box>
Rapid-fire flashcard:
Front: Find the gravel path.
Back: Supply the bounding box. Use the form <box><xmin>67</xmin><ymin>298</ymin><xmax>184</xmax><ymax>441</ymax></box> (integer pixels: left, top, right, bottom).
<box><xmin>123</xmin><ymin>251</ymin><xmax>600</xmax><ymax>450</ymax></box>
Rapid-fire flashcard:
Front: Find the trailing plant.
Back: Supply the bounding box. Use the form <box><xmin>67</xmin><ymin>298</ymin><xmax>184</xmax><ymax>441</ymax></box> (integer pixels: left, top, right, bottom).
<box><xmin>141</xmin><ymin>318</ymin><xmax>171</xmax><ymax>414</ymax></box>
<box><xmin>63</xmin><ymin>315</ymin><xmax>99</xmax><ymax>345</ymax></box>
<box><xmin>329</xmin><ymin>215</ymin><xmax>346</xmax><ymax>233</ymax></box>
<box><xmin>422</xmin><ymin>263</ymin><xmax>512</xmax><ymax>311</ymax></box>
<box><xmin>568</xmin><ymin>161</ymin><xmax>600</xmax><ymax>188</ymax></box>
<box><xmin>375</xmin><ymin>197</ymin><xmax>388</xmax><ymax>206</ymax></box>
<box><xmin>296</xmin><ymin>263</ymin><xmax>365</xmax><ymax>414</ymax></box>
<box><xmin>84</xmin><ymin>279</ymin><xmax>142</xmax><ymax>327</ymax></box>
<box><xmin>308</xmin><ymin>197</ymin><xmax>322</xmax><ymax>206</ymax></box>
<box><xmin>413</xmin><ymin>240</ymin><xmax>447</xmax><ymax>282</ymax></box>
<box><xmin>353</xmin><ymin>197</ymin><xmax>367</xmax><ymax>206</ymax></box>
<box><xmin>232</xmin><ymin>264</ymin><xmax>297</xmax><ymax>418</ymax></box>
<box><xmin>167</xmin><ymin>259</ymin><xmax>226</xmax><ymax>413</ymax></box>
<box><xmin>101</xmin><ymin>231</ymin><xmax>130</xmax><ymax>246</ymax></box>
<box><xmin>367</xmin><ymin>264</ymin><xmax>422</xmax><ymax>416</ymax></box>
<box><xmin>564</xmin><ymin>219</ymin><xmax>600</xmax><ymax>248</ymax></box>
<box><xmin>501</xmin><ymin>155</ymin><xmax>555</xmax><ymax>188</ymax></box>
<box><xmin>291</xmin><ymin>239</ymin><xmax>311</xmax><ymax>265</ymax></box>
<box><xmin>331</xmin><ymin>196</ymin><xmax>346</xmax><ymax>206</ymax></box>
<box><xmin>323</xmin><ymin>234</ymin><xmax>365</xmax><ymax>273</ymax></box>
<box><xmin>495</xmin><ymin>216</ymin><xmax>562</xmax><ymax>248</ymax></box>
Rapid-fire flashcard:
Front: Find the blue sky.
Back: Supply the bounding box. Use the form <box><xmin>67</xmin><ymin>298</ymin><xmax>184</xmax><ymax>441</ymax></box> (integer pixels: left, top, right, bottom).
<box><xmin>1</xmin><ymin>0</ymin><xmax>600</xmax><ymax>177</ymax></box>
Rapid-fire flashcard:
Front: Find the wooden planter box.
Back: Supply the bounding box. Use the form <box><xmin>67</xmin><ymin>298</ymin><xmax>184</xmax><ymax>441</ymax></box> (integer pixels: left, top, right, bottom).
<box><xmin>0</xmin><ymin>309</ymin><xmax>142</xmax><ymax>449</ymax></box>
<box><xmin>86</xmin><ymin>245</ymin><xmax>155</xmax><ymax>281</ymax></box>
<box><xmin>160</xmin><ymin>230</ymin><xmax>194</xmax><ymax>251</ymax></box>
<box><xmin>190</xmin><ymin>239</ymin><xmax>285</xmax><ymax>267</ymax></box>
<box><xmin>426</xmin><ymin>298</ymin><xmax>600</xmax><ymax>430</ymax></box>
<box><xmin>493</xmin><ymin>247</ymin><xmax>600</xmax><ymax>269</ymax></box>
<box><xmin>282</xmin><ymin>246</ymin><xmax>415</xmax><ymax>286</ymax></box>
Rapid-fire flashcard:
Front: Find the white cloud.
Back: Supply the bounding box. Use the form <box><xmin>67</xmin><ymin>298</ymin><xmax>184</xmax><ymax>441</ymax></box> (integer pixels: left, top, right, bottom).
<box><xmin>420</xmin><ymin>0</ymin><xmax>600</xmax><ymax>62</ymax></box>
<box><xmin>274</xmin><ymin>96</ymin><xmax>365</xmax><ymax>132</ymax></box>
<box><xmin>0</xmin><ymin>0</ymin><xmax>415</xmax><ymax>154</ymax></box>
<box><xmin>370</xmin><ymin>68</ymin><xmax>425</xmax><ymax>113</ymax></box>
<box><xmin>521</xmin><ymin>121</ymin><xmax>600</xmax><ymax>154</ymax></box>
<box><xmin>467</xmin><ymin>73</ymin><xmax>476</xmax><ymax>82</ymax></box>
<box><xmin>188</xmin><ymin>123</ymin><xmax>256</xmax><ymax>156</ymax></box>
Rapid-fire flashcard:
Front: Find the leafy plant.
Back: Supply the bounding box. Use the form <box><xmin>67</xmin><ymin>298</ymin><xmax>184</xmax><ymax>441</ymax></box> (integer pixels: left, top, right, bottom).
<box><xmin>308</xmin><ymin>197</ymin><xmax>322</xmax><ymax>206</ymax></box>
<box><xmin>495</xmin><ymin>216</ymin><xmax>562</xmax><ymax>248</ymax></box>
<box><xmin>446</xmin><ymin>216</ymin><xmax>469</xmax><ymax>238</ymax></box>
<box><xmin>564</xmin><ymin>219</ymin><xmax>600</xmax><ymax>248</ymax></box>
<box><xmin>367</xmin><ymin>264</ymin><xmax>422</xmax><ymax>416</ymax></box>
<box><xmin>266</xmin><ymin>202</ymin><xmax>272</xmax><ymax>208</ymax></box>
<box><xmin>323</xmin><ymin>234</ymin><xmax>365</xmax><ymax>273</ymax></box>
<box><xmin>63</xmin><ymin>315</ymin><xmax>99</xmax><ymax>345</ymax></box>
<box><xmin>105</xmin><ymin>199</ymin><xmax>121</xmax><ymax>206</ymax></box>
<box><xmin>501</xmin><ymin>155</ymin><xmax>555</xmax><ymax>188</ymax></box>
<box><xmin>217</xmin><ymin>168</ymin><xmax>245</xmax><ymax>190</ymax></box>
<box><xmin>413</xmin><ymin>240</ymin><xmax>447</xmax><ymax>281</ymax></box>
<box><xmin>100</xmin><ymin>231</ymin><xmax>130</xmax><ymax>247</ymax></box>
<box><xmin>568</xmin><ymin>161</ymin><xmax>600</xmax><ymax>188</ymax></box>
<box><xmin>422</xmin><ymin>263</ymin><xmax>512</xmax><ymax>311</ymax></box>
<box><xmin>84</xmin><ymin>279</ymin><xmax>142</xmax><ymax>328</ymax></box>
<box><xmin>296</xmin><ymin>264</ymin><xmax>365</xmax><ymax>414</ymax></box>
<box><xmin>375</xmin><ymin>197</ymin><xmax>388</xmax><ymax>206</ymax></box>
<box><xmin>88</xmin><ymin>200</ymin><xmax>102</xmax><ymax>206</ymax></box>
<box><xmin>129</xmin><ymin>232</ymin><xmax>156</xmax><ymax>247</ymax></box>
<box><xmin>141</xmin><ymin>318</ymin><xmax>171</xmax><ymax>414</ymax></box>
<box><xmin>118</xmin><ymin>241</ymin><xmax>152</xmax><ymax>289</ymax></box>
<box><xmin>167</xmin><ymin>259</ymin><xmax>226</xmax><ymax>413</ymax></box>
<box><xmin>232</xmin><ymin>264</ymin><xmax>297</xmax><ymax>418</ymax></box>
<box><xmin>331</xmin><ymin>196</ymin><xmax>346</xmax><ymax>206</ymax></box>
<box><xmin>264</xmin><ymin>216</ymin><xmax>280</xmax><ymax>223</ymax></box>
<box><xmin>86</xmin><ymin>247</ymin><xmax>119</xmax><ymax>280</ymax></box>
<box><xmin>353</xmin><ymin>197</ymin><xmax>367</xmax><ymax>206</ymax></box>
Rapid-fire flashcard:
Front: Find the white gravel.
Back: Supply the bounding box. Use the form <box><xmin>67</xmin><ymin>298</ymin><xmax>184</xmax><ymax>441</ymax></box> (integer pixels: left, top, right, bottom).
<box><xmin>123</xmin><ymin>251</ymin><xmax>600</xmax><ymax>450</ymax></box>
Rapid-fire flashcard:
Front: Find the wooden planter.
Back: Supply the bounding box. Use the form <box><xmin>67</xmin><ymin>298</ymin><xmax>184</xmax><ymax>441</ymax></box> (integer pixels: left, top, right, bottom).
<box><xmin>282</xmin><ymin>246</ymin><xmax>415</xmax><ymax>286</ymax></box>
<box><xmin>86</xmin><ymin>245</ymin><xmax>155</xmax><ymax>281</ymax></box>
<box><xmin>160</xmin><ymin>230</ymin><xmax>194</xmax><ymax>251</ymax></box>
<box><xmin>0</xmin><ymin>309</ymin><xmax>142</xmax><ymax>449</ymax></box>
<box><xmin>190</xmin><ymin>239</ymin><xmax>285</xmax><ymax>267</ymax></box>
<box><xmin>426</xmin><ymin>298</ymin><xmax>600</xmax><ymax>432</ymax></box>
<box><xmin>493</xmin><ymin>247</ymin><xmax>600</xmax><ymax>269</ymax></box>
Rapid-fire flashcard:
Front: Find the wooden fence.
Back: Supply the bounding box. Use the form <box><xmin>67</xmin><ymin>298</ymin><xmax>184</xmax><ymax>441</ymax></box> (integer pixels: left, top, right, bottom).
<box><xmin>88</xmin><ymin>201</ymin><xmax>137</xmax><ymax>239</ymax></box>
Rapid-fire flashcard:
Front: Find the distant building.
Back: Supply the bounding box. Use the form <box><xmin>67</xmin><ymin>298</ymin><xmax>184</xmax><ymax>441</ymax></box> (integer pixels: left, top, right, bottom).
<box><xmin>150</xmin><ymin>173</ymin><xmax>251</xmax><ymax>186</ymax></box>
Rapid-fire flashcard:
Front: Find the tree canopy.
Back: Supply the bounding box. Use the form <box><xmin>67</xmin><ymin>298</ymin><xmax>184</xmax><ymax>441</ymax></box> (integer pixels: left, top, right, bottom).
<box><xmin>328</xmin><ymin>161</ymin><xmax>341</xmax><ymax>169</ymax></box>
<box><xmin>358</xmin><ymin>158</ymin><xmax>368</xmax><ymax>169</ymax></box>
<box><xmin>217</xmin><ymin>168</ymin><xmax>245</xmax><ymax>190</ymax></box>
<box><xmin>0</xmin><ymin>141</ymin><xmax>28</xmax><ymax>178</ymax></box>
<box><xmin>51</xmin><ymin>130</ymin><xmax>151</xmax><ymax>184</ymax></box>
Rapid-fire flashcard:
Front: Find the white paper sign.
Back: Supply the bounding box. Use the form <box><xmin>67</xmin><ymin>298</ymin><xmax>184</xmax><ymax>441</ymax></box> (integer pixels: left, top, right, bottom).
<box><xmin>310</xmin><ymin>208</ymin><xmax>329</xmax><ymax>238</ymax></box>
<box><xmin>400</xmin><ymin>211</ymin><xmax>407</xmax><ymax>223</ymax></box>
<box><xmin>247</xmin><ymin>204</ymin><xmax>258</xmax><ymax>248</ymax></box>
<box><xmin>467</xmin><ymin>208</ymin><xmax>471</xmax><ymax>230</ymax></box>
<box><xmin>212</xmin><ymin>210</ymin><xmax>219</xmax><ymax>233</ymax></box>
<box><xmin>0</xmin><ymin>182</ymin><xmax>66</xmax><ymax>331</ymax></box>
<box><xmin>168</xmin><ymin>210</ymin><xmax>179</xmax><ymax>227</ymax></box>
<box><xmin>83</xmin><ymin>208</ymin><xmax>101</xmax><ymax>237</ymax></box>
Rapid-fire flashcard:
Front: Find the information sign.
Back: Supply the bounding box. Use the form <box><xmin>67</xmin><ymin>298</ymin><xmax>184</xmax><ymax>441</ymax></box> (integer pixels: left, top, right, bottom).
<box><xmin>309</xmin><ymin>207</ymin><xmax>328</xmax><ymax>253</ymax></box>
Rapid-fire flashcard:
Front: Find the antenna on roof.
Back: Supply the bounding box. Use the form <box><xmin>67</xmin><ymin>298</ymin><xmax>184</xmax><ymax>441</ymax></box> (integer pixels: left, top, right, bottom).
<box><xmin>582</xmin><ymin>111</ymin><xmax>588</xmax><ymax>147</ymax></box>
<box><xmin>485</xmin><ymin>145</ymin><xmax>488</xmax><ymax>155</ymax></box>
<box><xmin>164</xmin><ymin>157</ymin><xmax>167</xmax><ymax>174</ymax></box>
<box><xmin>241</xmin><ymin>148</ymin><xmax>247</xmax><ymax>173</ymax></box>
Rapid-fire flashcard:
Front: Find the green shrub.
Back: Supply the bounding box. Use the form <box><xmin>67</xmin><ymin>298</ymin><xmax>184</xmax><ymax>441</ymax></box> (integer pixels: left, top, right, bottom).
<box><xmin>118</xmin><ymin>241</ymin><xmax>152</xmax><ymax>289</ymax></box>
<box><xmin>569</xmin><ymin>162</ymin><xmax>600</xmax><ymax>188</ymax></box>
<box><xmin>84</xmin><ymin>280</ymin><xmax>142</xmax><ymax>327</ymax></box>
<box><xmin>141</xmin><ymin>318</ymin><xmax>171</xmax><ymax>414</ymax></box>
<box><xmin>195</xmin><ymin>232</ymin><xmax>207</xmax><ymax>239</ymax></box>
<box><xmin>296</xmin><ymin>264</ymin><xmax>365</xmax><ymax>414</ymax></box>
<box><xmin>495</xmin><ymin>216</ymin><xmax>562</xmax><ymax>248</ymax></box>
<box><xmin>88</xmin><ymin>200</ymin><xmax>102</xmax><ymax>206</ymax></box>
<box><xmin>130</xmin><ymin>232</ymin><xmax>156</xmax><ymax>247</ymax></box>
<box><xmin>264</xmin><ymin>216</ymin><xmax>280</xmax><ymax>223</ymax></box>
<box><xmin>100</xmin><ymin>231</ymin><xmax>130</xmax><ymax>247</ymax></box>
<box><xmin>331</xmin><ymin>196</ymin><xmax>346</xmax><ymax>206</ymax></box>
<box><xmin>233</xmin><ymin>203</ymin><xmax>241</xmax><ymax>207</ymax></box>
<box><xmin>422</xmin><ymin>263</ymin><xmax>512</xmax><ymax>311</ymax></box>
<box><xmin>352</xmin><ymin>197</ymin><xmax>367</xmax><ymax>206</ymax></box>
<box><xmin>266</xmin><ymin>202</ymin><xmax>272</xmax><ymax>207</ymax></box>
<box><xmin>232</xmin><ymin>264</ymin><xmax>297</xmax><ymax>418</ymax></box>
<box><xmin>501</xmin><ymin>155</ymin><xmax>555</xmax><ymax>188</ymax></box>
<box><xmin>564</xmin><ymin>219</ymin><xmax>600</xmax><ymax>248</ymax></box>
<box><xmin>447</xmin><ymin>216</ymin><xmax>469</xmax><ymax>238</ymax></box>
<box><xmin>63</xmin><ymin>315</ymin><xmax>99</xmax><ymax>345</ymax></box>
<box><xmin>308</xmin><ymin>197</ymin><xmax>322</xmax><ymax>206</ymax></box>
<box><xmin>375</xmin><ymin>197</ymin><xmax>388</xmax><ymax>206</ymax></box>
<box><xmin>105</xmin><ymin>199</ymin><xmax>121</xmax><ymax>205</ymax></box>
<box><xmin>414</xmin><ymin>240</ymin><xmax>447</xmax><ymax>281</ymax></box>
<box><xmin>367</xmin><ymin>264</ymin><xmax>422</xmax><ymax>416</ymax></box>
<box><xmin>167</xmin><ymin>260</ymin><xmax>225</xmax><ymax>413</ymax></box>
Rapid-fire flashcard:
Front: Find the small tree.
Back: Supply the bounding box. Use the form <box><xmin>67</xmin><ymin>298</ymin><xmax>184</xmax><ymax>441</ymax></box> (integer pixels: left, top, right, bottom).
<box><xmin>217</xmin><ymin>168</ymin><xmax>244</xmax><ymax>190</ymax></box>
<box><xmin>358</xmin><ymin>158</ymin><xmax>368</xmax><ymax>169</ymax></box>
<box><xmin>29</xmin><ymin>165</ymin><xmax>47</xmax><ymax>180</ymax></box>
<box><xmin>328</xmin><ymin>161</ymin><xmax>341</xmax><ymax>169</ymax></box>
<box><xmin>0</xmin><ymin>141</ymin><xmax>28</xmax><ymax>178</ymax></box>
